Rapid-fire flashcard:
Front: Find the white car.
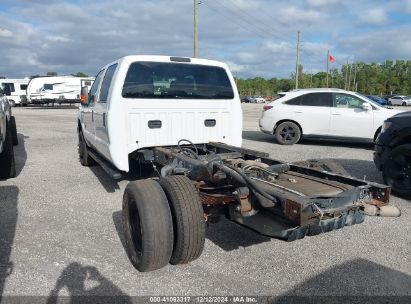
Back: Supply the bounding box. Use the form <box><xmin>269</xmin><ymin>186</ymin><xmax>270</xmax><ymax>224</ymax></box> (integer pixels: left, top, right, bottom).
<box><xmin>388</xmin><ymin>95</ymin><xmax>411</xmax><ymax>106</ymax></box>
<box><xmin>259</xmin><ymin>88</ymin><xmax>403</xmax><ymax>145</ymax></box>
<box><xmin>250</xmin><ymin>96</ymin><xmax>266</xmax><ymax>103</ymax></box>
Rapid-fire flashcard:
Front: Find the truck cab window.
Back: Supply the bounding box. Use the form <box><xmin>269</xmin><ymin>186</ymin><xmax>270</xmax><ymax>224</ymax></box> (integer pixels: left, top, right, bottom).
<box><xmin>88</xmin><ymin>70</ymin><xmax>104</xmax><ymax>104</ymax></box>
<box><xmin>122</xmin><ymin>62</ymin><xmax>234</xmax><ymax>99</ymax></box>
<box><xmin>99</xmin><ymin>63</ymin><xmax>118</xmax><ymax>103</ymax></box>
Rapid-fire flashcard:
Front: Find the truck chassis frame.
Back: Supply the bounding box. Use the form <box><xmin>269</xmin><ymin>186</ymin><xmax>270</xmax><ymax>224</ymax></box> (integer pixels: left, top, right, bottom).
<box><xmin>140</xmin><ymin>141</ymin><xmax>390</xmax><ymax>241</ymax></box>
<box><xmin>78</xmin><ymin>131</ymin><xmax>395</xmax><ymax>272</ymax></box>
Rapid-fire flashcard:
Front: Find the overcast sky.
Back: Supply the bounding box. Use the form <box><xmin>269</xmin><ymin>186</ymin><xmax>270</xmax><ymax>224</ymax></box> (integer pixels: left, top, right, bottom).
<box><xmin>1</xmin><ymin>0</ymin><xmax>411</xmax><ymax>79</ymax></box>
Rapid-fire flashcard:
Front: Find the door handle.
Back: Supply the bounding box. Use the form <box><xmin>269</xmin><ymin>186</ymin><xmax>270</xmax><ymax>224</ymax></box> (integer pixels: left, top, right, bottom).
<box><xmin>103</xmin><ymin>113</ymin><xmax>106</xmax><ymax>127</ymax></box>
<box><xmin>293</xmin><ymin>111</ymin><xmax>303</xmax><ymax>113</ymax></box>
<box><xmin>92</xmin><ymin>110</ymin><xmax>94</xmax><ymax>121</ymax></box>
<box><xmin>332</xmin><ymin>113</ymin><xmax>341</xmax><ymax>115</ymax></box>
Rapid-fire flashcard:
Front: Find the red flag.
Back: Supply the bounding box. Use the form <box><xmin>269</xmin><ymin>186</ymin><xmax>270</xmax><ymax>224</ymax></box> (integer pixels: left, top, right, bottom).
<box><xmin>329</xmin><ymin>54</ymin><xmax>335</xmax><ymax>63</ymax></box>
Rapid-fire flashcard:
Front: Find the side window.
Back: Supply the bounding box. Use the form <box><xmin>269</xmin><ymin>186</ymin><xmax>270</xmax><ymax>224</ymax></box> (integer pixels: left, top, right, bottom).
<box><xmin>20</xmin><ymin>84</ymin><xmax>27</xmax><ymax>90</ymax></box>
<box><xmin>300</xmin><ymin>93</ymin><xmax>332</xmax><ymax>107</ymax></box>
<box><xmin>89</xmin><ymin>70</ymin><xmax>104</xmax><ymax>105</ymax></box>
<box><xmin>3</xmin><ymin>83</ymin><xmax>15</xmax><ymax>95</ymax></box>
<box><xmin>284</xmin><ymin>96</ymin><xmax>302</xmax><ymax>105</ymax></box>
<box><xmin>333</xmin><ymin>93</ymin><xmax>366</xmax><ymax>109</ymax></box>
<box><xmin>99</xmin><ymin>63</ymin><xmax>118</xmax><ymax>103</ymax></box>
<box><xmin>44</xmin><ymin>84</ymin><xmax>53</xmax><ymax>90</ymax></box>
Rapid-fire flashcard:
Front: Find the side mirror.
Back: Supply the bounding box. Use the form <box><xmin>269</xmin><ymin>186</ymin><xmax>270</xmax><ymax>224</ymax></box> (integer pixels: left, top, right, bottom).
<box><xmin>362</xmin><ymin>103</ymin><xmax>372</xmax><ymax>111</ymax></box>
<box><xmin>80</xmin><ymin>86</ymin><xmax>89</xmax><ymax>105</ymax></box>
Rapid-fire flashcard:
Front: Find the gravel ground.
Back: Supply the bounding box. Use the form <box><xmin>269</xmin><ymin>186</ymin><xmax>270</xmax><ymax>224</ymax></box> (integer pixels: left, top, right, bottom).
<box><xmin>0</xmin><ymin>104</ymin><xmax>410</xmax><ymax>300</ymax></box>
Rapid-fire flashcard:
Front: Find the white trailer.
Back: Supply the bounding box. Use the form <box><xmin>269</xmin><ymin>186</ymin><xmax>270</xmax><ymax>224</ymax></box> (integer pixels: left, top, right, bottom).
<box><xmin>27</xmin><ymin>76</ymin><xmax>94</xmax><ymax>105</ymax></box>
<box><xmin>0</xmin><ymin>79</ymin><xmax>29</xmax><ymax>106</ymax></box>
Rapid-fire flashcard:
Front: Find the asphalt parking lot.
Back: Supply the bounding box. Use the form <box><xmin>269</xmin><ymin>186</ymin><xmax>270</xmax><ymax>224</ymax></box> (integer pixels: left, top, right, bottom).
<box><xmin>0</xmin><ymin>104</ymin><xmax>410</xmax><ymax>300</ymax></box>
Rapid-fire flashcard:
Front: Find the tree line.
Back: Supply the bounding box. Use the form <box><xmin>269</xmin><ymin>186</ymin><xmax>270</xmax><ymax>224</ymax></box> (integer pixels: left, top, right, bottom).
<box><xmin>235</xmin><ymin>60</ymin><xmax>411</xmax><ymax>97</ymax></box>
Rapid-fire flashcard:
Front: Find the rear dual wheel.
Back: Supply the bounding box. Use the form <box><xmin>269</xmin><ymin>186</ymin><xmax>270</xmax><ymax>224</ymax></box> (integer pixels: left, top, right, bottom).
<box><xmin>122</xmin><ymin>176</ymin><xmax>205</xmax><ymax>272</ymax></box>
<box><xmin>159</xmin><ymin>175</ymin><xmax>205</xmax><ymax>265</ymax></box>
<box><xmin>122</xmin><ymin>179</ymin><xmax>174</xmax><ymax>272</ymax></box>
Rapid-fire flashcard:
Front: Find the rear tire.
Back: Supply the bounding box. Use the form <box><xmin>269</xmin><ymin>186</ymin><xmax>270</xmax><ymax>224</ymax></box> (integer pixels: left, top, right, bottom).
<box><xmin>382</xmin><ymin>144</ymin><xmax>411</xmax><ymax>199</ymax></box>
<box><xmin>9</xmin><ymin>116</ymin><xmax>18</xmax><ymax>146</ymax></box>
<box><xmin>275</xmin><ymin>121</ymin><xmax>301</xmax><ymax>145</ymax></box>
<box><xmin>122</xmin><ymin>179</ymin><xmax>174</xmax><ymax>272</ymax></box>
<box><xmin>159</xmin><ymin>175</ymin><xmax>205</xmax><ymax>265</ymax></box>
<box><xmin>0</xmin><ymin>124</ymin><xmax>16</xmax><ymax>179</ymax></box>
<box><xmin>78</xmin><ymin>130</ymin><xmax>95</xmax><ymax>166</ymax></box>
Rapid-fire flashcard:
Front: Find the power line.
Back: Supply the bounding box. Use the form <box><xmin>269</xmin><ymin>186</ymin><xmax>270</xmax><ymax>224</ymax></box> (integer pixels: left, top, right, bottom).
<box><xmin>202</xmin><ymin>2</ymin><xmax>274</xmax><ymax>41</ymax></box>
<box><xmin>225</xmin><ymin>0</ymin><xmax>293</xmax><ymax>43</ymax></box>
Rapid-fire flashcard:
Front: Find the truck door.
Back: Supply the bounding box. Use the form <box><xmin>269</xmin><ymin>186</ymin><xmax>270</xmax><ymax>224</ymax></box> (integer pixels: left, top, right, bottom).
<box><xmin>81</xmin><ymin>70</ymin><xmax>104</xmax><ymax>148</ymax></box>
<box><xmin>94</xmin><ymin>63</ymin><xmax>117</xmax><ymax>158</ymax></box>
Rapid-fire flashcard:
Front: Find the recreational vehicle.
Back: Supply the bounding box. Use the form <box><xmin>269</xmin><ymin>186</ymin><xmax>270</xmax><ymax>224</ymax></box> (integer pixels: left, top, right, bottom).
<box><xmin>0</xmin><ymin>79</ymin><xmax>29</xmax><ymax>106</ymax></box>
<box><xmin>27</xmin><ymin>76</ymin><xmax>94</xmax><ymax>105</ymax></box>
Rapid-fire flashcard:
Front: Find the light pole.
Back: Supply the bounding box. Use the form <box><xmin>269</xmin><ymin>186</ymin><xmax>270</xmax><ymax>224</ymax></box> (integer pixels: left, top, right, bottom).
<box><xmin>194</xmin><ymin>0</ymin><xmax>199</xmax><ymax>58</ymax></box>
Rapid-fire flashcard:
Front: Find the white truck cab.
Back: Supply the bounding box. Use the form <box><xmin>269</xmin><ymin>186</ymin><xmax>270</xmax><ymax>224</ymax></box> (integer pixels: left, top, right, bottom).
<box><xmin>78</xmin><ymin>55</ymin><xmax>243</xmax><ymax>172</ymax></box>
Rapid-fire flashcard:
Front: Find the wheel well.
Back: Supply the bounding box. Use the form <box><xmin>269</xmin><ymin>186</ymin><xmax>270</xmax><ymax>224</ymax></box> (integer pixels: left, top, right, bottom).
<box><xmin>273</xmin><ymin>119</ymin><xmax>303</xmax><ymax>135</ymax></box>
<box><xmin>374</xmin><ymin>127</ymin><xmax>382</xmax><ymax>141</ymax></box>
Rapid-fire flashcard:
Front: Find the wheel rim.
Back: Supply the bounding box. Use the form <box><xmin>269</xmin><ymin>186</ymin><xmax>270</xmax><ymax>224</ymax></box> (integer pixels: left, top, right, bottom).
<box><xmin>279</xmin><ymin>126</ymin><xmax>297</xmax><ymax>142</ymax></box>
<box><xmin>128</xmin><ymin>198</ymin><xmax>143</xmax><ymax>255</ymax></box>
<box><xmin>385</xmin><ymin>153</ymin><xmax>411</xmax><ymax>191</ymax></box>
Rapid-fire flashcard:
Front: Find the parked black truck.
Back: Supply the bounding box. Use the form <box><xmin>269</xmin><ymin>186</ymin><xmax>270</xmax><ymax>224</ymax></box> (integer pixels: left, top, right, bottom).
<box><xmin>374</xmin><ymin>111</ymin><xmax>411</xmax><ymax>199</ymax></box>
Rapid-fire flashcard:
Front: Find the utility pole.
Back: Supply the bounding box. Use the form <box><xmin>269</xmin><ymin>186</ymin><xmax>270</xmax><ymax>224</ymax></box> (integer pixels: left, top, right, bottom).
<box><xmin>348</xmin><ymin>63</ymin><xmax>352</xmax><ymax>91</ymax></box>
<box><xmin>344</xmin><ymin>58</ymin><xmax>349</xmax><ymax>90</ymax></box>
<box><xmin>295</xmin><ymin>31</ymin><xmax>300</xmax><ymax>89</ymax></box>
<box><xmin>194</xmin><ymin>0</ymin><xmax>198</xmax><ymax>58</ymax></box>
<box><xmin>352</xmin><ymin>64</ymin><xmax>357</xmax><ymax>91</ymax></box>
<box><xmin>310</xmin><ymin>69</ymin><xmax>313</xmax><ymax>88</ymax></box>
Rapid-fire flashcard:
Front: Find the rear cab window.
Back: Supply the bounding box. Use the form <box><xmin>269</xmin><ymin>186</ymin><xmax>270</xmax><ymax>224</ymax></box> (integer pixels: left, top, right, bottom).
<box><xmin>122</xmin><ymin>62</ymin><xmax>234</xmax><ymax>99</ymax></box>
